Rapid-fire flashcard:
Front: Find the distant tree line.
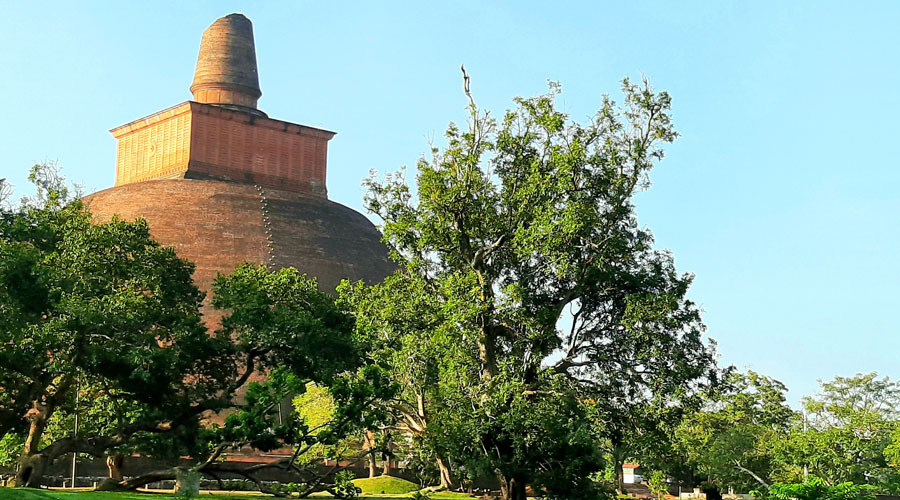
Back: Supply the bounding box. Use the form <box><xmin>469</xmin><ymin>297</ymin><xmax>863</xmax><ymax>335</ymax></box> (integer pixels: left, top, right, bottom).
<box><xmin>634</xmin><ymin>370</ymin><xmax>900</xmax><ymax>498</ymax></box>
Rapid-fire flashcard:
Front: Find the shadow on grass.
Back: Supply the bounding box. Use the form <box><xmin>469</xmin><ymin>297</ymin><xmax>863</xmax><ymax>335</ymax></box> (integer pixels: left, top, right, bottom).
<box><xmin>0</xmin><ymin>488</ymin><xmax>69</xmax><ymax>499</ymax></box>
<box><xmin>0</xmin><ymin>489</ymin><xmax>180</xmax><ymax>500</ymax></box>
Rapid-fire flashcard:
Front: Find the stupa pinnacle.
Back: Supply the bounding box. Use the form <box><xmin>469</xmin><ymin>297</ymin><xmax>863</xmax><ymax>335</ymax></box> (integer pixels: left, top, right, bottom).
<box><xmin>190</xmin><ymin>14</ymin><xmax>264</xmax><ymax>115</ymax></box>
<box><xmin>88</xmin><ymin>13</ymin><xmax>395</xmax><ymax>306</ymax></box>
<box><xmin>107</xmin><ymin>12</ymin><xmax>336</xmax><ymax>195</ymax></box>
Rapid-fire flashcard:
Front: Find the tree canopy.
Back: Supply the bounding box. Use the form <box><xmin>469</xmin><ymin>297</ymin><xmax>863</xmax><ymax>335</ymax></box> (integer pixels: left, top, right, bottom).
<box><xmin>0</xmin><ymin>166</ymin><xmax>387</xmax><ymax>495</ymax></box>
<box><xmin>674</xmin><ymin>371</ymin><xmax>794</xmax><ymax>491</ymax></box>
<box><xmin>341</xmin><ymin>78</ymin><xmax>718</xmax><ymax>500</ymax></box>
<box><xmin>0</xmin><ymin>164</ymin><xmax>232</xmax><ymax>487</ymax></box>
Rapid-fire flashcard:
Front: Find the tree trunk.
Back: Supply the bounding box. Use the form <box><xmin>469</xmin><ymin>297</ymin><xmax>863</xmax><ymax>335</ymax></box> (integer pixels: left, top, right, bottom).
<box><xmin>16</xmin><ymin>411</ymin><xmax>49</xmax><ymax>488</ymax></box>
<box><xmin>381</xmin><ymin>438</ymin><xmax>394</xmax><ymax>476</ymax></box>
<box><xmin>174</xmin><ymin>467</ymin><xmax>201</xmax><ymax>497</ymax></box>
<box><xmin>734</xmin><ymin>462</ymin><xmax>769</xmax><ymax>488</ymax></box>
<box><xmin>499</xmin><ymin>474</ymin><xmax>527</xmax><ymax>500</ymax></box>
<box><xmin>613</xmin><ymin>449</ymin><xmax>625</xmax><ymax>493</ymax></box>
<box><xmin>364</xmin><ymin>429</ymin><xmax>378</xmax><ymax>478</ymax></box>
<box><xmin>368</xmin><ymin>450</ymin><xmax>377</xmax><ymax>478</ymax></box>
<box><xmin>15</xmin><ymin>453</ymin><xmax>49</xmax><ymax>488</ymax></box>
<box><xmin>437</xmin><ymin>456</ymin><xmax>453</xmax><ymax>489</ymax></box>
<box><xmin>117</xmin><ymin>468</ymin><xmax>178</xmax><ymax>490</ymax></box>
<box><xmin>107</xmin><ymin>453</ymin><xmax>125</xmax><ymax>481</ymax></box>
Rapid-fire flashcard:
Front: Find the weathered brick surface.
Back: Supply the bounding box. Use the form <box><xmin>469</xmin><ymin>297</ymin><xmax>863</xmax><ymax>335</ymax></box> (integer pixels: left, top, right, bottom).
<box><xmin>109</xmin><ymin>12</ymin><xmax>335</xmax><ymax>197</ymax></box>
<box><xmin>111</xmin><ymin>103</ymin><xmax>193</xmax><ymax>185</ymax></box>
<box><xmin>187</xmin><ymin>103</ymin><xmax>332</xmax><ymax>195</ymax></box>
<box><xmin>83</xmin><ymin>11</ymin><xmax>391</xmax><ymax>459</ymax></box>
<box><xmin>82</xmin><ymin>179</ymin><xmax>395</xmax><ymax>324</ymax></box>
<box><xmin>110</xmin><ymin>102</ymin><xmax>334</xmax><ymax>196</ymax></box>
<box><xmin>190</xmin><ymin>13</ymin><xmax>262</xmax><ymax>110</ymax></box>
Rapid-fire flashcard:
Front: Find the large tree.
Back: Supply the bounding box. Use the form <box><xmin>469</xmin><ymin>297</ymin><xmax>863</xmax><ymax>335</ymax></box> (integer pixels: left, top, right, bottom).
<box><xmin>675</xmin><ymin>371</ymin><xmax>794</xmax><ymax>491</ymax></box>
<box><xmin>779</xmin><ymin>373</ymin><xmax>900</xmax><ymax>486</ymax></box>
<box><xmin>111</xmin><ymin>264</ymin><xmax>395</xmax><ymax>497</ymax></box>
<box><xmin>0</xmin><ymin>166</ymin><xmax>384</xmax><ymax>493</ymax></box>
<box><xmin>0</xmin><ymin>164</ymin><xmax>235</xmax><ymax>487</ymax></box>
<box><xmin>342</xmin><ymin>76</ymin><xmax>717</xmax><ymax>500</ymax></box>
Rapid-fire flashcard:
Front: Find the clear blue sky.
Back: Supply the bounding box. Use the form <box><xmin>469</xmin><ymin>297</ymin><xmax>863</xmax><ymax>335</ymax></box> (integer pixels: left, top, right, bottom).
<box><xmin>2</xmin><ymin>1</ymin><xmax>898</xmax><ymax>407</ymax></box>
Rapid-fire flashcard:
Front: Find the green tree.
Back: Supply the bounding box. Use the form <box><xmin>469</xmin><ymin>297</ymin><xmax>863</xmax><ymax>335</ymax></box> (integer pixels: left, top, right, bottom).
<box><xmin>339</xmin><ymin>271</ymin><xmax>474</xmax><ymax>488</ymax></box>
<box><xmin>778</xmin><ymin>373</ymin><xmax>900</xmax><ymax>486</ymax></box>
<box><xmin>648</xmin><ymin>470</ymin><xmax>670</xmax><ymax>499</ymax></box>
<box><xmin>675</xmin><ymin>371</ymin><xmax>794</xmax><ymax>491</ymax></box>
<box><xmin>0</xmin><ymin>163</ymin><xmax>235</xmax><ymax>487</ymax></box>
<box><xmin>293</xmin><ymin>382</ymin><xmax>361</xmax><ymax>468</ymax></box>
<box><xmin>342</xmin><ymin>76</ymin><xmax>717</xmax><ymax>500</ymax></box>
<box><xmin>207</xmin><ymin>265</ymin><xmax>396</xmax><ymax>496</ymax></box>
<box><xmin>762</xmin><ymin>477</ymin><xmax>876</xmax><ymax>500</ymax></box>
<box><xmin>1</xmin><ymin>164</ymin><xmax>393</xmax><ymax>493</ymax></box>
<box><xmin>114</xmin><ymin>264</ymin><xmax>396</xmax><ymax>496</ymax></box>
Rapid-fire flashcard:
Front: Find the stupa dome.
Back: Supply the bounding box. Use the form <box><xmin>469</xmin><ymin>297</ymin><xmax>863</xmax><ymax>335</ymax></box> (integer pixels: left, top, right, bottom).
<box><xmin>84</xmin><ymin>180</ymin><xmax>394</xmax><ymax>293</ymax></box>
<box><xmin>85</xmin><ymin>13</ymin><xmax>395</xmax><ymax>319</ymax></box>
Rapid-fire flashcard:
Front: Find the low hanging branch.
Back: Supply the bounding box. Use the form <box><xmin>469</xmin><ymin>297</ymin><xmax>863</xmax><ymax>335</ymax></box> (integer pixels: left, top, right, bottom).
<box><xmin>114</xmin><ymin>449</ymin><xmax>370</xmax><ymax>497</ymax></box>
<box><xmin>113</xmin><ymin>390</ymin><xmax>383</xmax><ymax>496</ymax></box>
<box><xmin>734</xmin><ymin>461</ymin><xmax>769</xmax><ymax>488</ymax></box>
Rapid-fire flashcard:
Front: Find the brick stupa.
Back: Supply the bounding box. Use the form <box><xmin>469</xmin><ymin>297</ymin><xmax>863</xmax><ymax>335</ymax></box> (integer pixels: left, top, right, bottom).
<box><xmin>85</xmin><ymin>14</ymin><xmax>395</xmax><ymax>319</ymax></box>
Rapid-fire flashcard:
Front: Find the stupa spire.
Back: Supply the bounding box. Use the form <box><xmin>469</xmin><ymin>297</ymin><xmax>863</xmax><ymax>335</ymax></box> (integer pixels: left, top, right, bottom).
<box><xmin>190</xmin><ymin>13</ymin><xmax>263</xmax><ymax>114</ymax></box>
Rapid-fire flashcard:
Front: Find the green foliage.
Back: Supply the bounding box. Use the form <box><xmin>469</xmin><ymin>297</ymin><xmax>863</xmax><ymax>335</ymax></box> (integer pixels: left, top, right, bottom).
<box><xmin>213</xmin><ymin>264</ymin><xmax>358</xmax><ymax>381</ymax></box>
<box><xmin>0</xmin><ymin>162</ymin><xmax>233</xmax><ymax>477</ymax></box>
<box><xmin>411</xmin><ymin>490</ymin><xmax>433</xmax><ymax>500</ymax></box>
<box><xmin>292</xmin><ymin>381</ymin><xmax>361</xmax><ymax>463</ymax></box>
<box><xmin>346</xmin><ymin>78</ymin><xmax>714</xmax><ymax>500</ymax></box>
<box><xmin>777</xmin><ymin>373</ymin><xmax>900</xmax><ymax>486</ymax></box>
<box><xmin>404</xmin><ymin>440</ymin><xmax>443</xmax><ymax>487</ymax></box>
<box><xmin>209</xmin><ymin>264</ymin><xmax>394</xmax><ymax>444</ymax></box>
<box><xmin>0</xmin><ymin>433</ymin><xmax>23</xmax><ymax>467</ymax></box>
<box><xmin>758</xmin><ymin>478</ymin><xmax>876</xmax><ymax>500</ymax></box>
<box><xmin>674</xmin><ymin>371</ymin><xmax>794</xmax><ymax>490</ymax></box>
<box><xmin>884</xmin><ymin>425</ymin><xmax>900</xmax><ymax>467</ymax></box>
<box><xmin>333</xmin><ymin>470</ymin><xmax>362</xmax><ymax>499</ymax></box>
<box><xmin>0</xmin><ymin>164</ymin><xmax>386</xmax><ymax>490</ymax></box>
<box><xmin>192</xmin><ymin>265</ymin><xmax>397</xmax><ymax>494</ymax></box>
<box><xmin>648</xmin><ymin>470</ymin><xmax>669</xmax><ymax>498</ymax></box>
<box><xmin>295</xmin><ymin>382</ymin><xmax>336</xmax><ymax>431</ymax></box>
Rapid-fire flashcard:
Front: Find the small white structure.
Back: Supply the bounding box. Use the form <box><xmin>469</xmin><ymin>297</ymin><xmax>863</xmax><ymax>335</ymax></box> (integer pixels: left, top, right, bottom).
<box><xmin>623</xmin><ymin>463</ymin><xmax>642</xmax><ymax>484</ymax></box>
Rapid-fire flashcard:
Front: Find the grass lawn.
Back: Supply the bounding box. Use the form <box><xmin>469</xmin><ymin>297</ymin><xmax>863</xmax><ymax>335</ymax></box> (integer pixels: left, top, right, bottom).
<box><xmin>0</xmin><ymin>488</ymin><xmax>475</xmax><ymax>499</ymax></box>
<box><xmin>0</xmin><ymin>490</ymin><xmax>263</xmax><ymax>500</ymax></box>
<box><xmin>352</xmin><ymin>476</ymin><xmax>420</xmax><ymax>494</ymax></box>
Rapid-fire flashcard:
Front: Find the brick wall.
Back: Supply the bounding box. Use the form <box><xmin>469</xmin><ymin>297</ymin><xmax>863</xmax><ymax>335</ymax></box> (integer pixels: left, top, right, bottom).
<box><xmin>110</xmin><ymin>102</ymin><xmax>335</xmax><ymax>196</ymax></box>
<box><xmin>188</xmin><ymin>103</ymin><xmax>331</xmax><ymax>195</ymax></box>
<box><xmin>83</xmin><ymin>179</ymin><xmax>396</xmax><ymax>323</ymax></box>
<box><xmin>112</xmin><ymin>103</ymin><xmax>193</xmax><ymax>185</ymax></box>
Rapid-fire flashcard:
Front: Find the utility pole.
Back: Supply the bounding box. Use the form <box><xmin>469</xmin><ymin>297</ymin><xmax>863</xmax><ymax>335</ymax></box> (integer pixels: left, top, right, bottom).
<box><xmin>70</xmin><ymin>380</ymin><xmax>80</xmax><ymax>488</ymax></box>
<box><xmin>803</xmin><ymin>409</ymin><xmax>808</xmax><ymax>482</ymax></box>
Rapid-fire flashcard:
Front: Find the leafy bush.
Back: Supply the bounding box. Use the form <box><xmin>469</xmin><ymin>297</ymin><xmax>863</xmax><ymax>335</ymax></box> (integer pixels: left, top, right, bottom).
<box><xmin>648</xmin><ymin>470</ymin><xmax>669</xmax><ymax>498</ymax></box>
<box><xmin>755</xmin><ymin>478</ymin><xmax>876</xmax><ymax>500</ymax></box>
<box><xmin>333</xmin><ymin>471</ymin><xmax>362</xmax><ymax>500</ymax></box>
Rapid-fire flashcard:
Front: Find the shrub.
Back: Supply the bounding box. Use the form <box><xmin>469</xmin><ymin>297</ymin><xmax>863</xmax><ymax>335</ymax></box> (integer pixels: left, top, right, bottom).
<box><xmin>755</xmin><ymin>478</ymin><xmax>876</xmax><ymax>500</ymax></box>
<box><xmin>333</xmin><ymin>471</ymin><xmax>362</xmax><ymax>500</ymax></box>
